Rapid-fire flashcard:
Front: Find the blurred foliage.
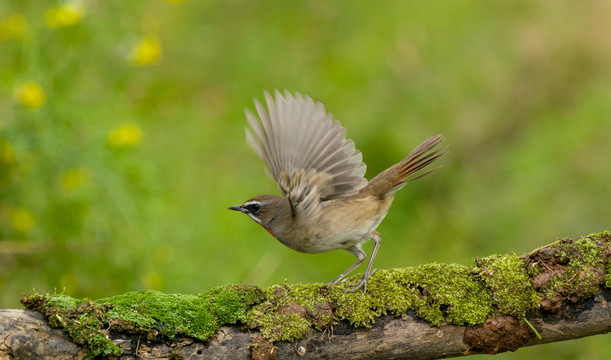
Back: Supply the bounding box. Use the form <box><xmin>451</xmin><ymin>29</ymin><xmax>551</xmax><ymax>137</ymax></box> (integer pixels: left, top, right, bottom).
<box><xmin>0</xmin><ymin>0</ymin><xmax>609</xmax><ymax>358</ymax></box>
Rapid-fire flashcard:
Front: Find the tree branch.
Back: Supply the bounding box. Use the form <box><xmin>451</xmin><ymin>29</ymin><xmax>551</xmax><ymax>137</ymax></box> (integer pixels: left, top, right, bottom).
<box><xmin>1</xmin><ymin>232</ymin><xmax>610</xmax><ymax>360</ymax></box>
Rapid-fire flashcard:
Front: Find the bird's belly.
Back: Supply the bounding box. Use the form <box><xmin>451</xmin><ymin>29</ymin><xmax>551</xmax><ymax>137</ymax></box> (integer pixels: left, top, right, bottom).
<box><xmin>284</xmin><ymin>196</ymin><xmax>392</xmax><ymax>254</ymax></box>
<box><xmin>289</xmin><ymin>230</ymin><xmax>371</xmax><ymax>254</ymax></box>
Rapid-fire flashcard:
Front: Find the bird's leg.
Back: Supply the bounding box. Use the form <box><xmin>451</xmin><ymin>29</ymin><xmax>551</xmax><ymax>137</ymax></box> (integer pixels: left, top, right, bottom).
<box><xmin>343</xmin><ymin>232</ymin><xmax>381</xmax><ymax>294</ymax></box>
<box><xmin>329</xmin><ymin>245</ymin><xmax>366</xmax><ymax>285</ymax></box>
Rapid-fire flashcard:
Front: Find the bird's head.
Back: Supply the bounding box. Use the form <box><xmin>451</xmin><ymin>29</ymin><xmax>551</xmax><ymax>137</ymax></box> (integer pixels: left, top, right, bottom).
<box><xmin>228</xmin><ymin>194</ymin><xmax>291</xmax><ymax>239</ymax></box>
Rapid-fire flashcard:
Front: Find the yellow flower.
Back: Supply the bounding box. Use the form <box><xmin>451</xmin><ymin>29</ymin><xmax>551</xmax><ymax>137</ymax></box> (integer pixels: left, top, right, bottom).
<box><xmin>129</xmin><ymin>35</ymin><xmax>162</xmax><ymax>66</ymax></box>
<box><xmin>60</xmin><ymin>168</ymin><xmax>88</xmax><ymax>190</ymax></box>
<box><xmin>0</xmin><ymin>13</ymin><xmax>28</xmax><ymax>41</ymax></box>
<box><xmin>164</xmin><ymin>0</ymin><xmax>185</xmax><ymax>4</ymax></box>
<box><xmin>10</xmin><ymin>209</ymin><xmax>35</xmax><ymax>233</ymax></box>
<box><xmin>14</xmin><ymin>82</ymin><xmax>46</xmax><ymax>109</ymax></box>
<box><xmin>108</xmin><ymin>123</ymin><xmax>142</xmax><ymax>148</ymax></box>
<box><xmin>45</xmin><ymin>1</ymin><xmax>85</xmax><ymax>29</ymax></box>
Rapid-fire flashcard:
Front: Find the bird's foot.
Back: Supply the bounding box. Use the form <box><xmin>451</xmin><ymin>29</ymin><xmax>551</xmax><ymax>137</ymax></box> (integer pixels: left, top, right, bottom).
<box><xmin>342</xmin><ymin>269</ymin><xmax>377</xmax><ymax>295</ymax></box>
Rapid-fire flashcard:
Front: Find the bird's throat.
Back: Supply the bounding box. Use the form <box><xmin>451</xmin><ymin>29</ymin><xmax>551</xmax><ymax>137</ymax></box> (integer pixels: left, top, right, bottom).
<box><xmin>261</xmin><ymin>225</ymin><xmax>278</xmax><ymax>240</ymax></box>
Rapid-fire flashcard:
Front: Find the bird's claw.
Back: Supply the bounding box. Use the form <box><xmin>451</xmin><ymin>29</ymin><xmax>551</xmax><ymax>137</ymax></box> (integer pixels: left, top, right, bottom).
<box><xmin>342</xmin><ymin>269</ymin><xmax>378</xmax><ymax>295</ymax></box>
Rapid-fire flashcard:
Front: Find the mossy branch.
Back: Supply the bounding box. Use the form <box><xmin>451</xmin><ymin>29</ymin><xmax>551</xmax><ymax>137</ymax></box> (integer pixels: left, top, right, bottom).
<box><xmin>1</xmin><ymin>231</ymin><xmax>610</xmax><ymax>360</ymax></box>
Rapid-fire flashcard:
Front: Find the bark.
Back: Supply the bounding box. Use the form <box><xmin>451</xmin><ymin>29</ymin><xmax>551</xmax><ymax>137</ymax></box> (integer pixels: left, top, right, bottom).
<box><xmin>1</xmin><ymin>288</ymin><xmax>610</xmax><ymax>360</ymax></box>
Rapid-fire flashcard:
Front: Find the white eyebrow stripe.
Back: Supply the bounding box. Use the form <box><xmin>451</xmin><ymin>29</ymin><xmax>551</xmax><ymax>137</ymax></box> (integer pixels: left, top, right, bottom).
<box><xmin>244</xmin><ymin>201</ymin><xmax>268</xmax><ymax>206</ymax></box>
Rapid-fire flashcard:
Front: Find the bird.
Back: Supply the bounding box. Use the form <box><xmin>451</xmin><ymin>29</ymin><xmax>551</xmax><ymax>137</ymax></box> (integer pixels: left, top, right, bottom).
<box><xmin>229</xmin><ymin>90</ymin><xmax>446</xmax><ymax>292</ymax></box>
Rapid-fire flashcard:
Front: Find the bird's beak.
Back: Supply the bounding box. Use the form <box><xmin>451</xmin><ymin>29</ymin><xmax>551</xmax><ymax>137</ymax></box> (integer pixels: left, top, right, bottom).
<box><xmin>228</xmin><ymin>205</ymin><xmax>247</xmax><ymax>213</ymax></box>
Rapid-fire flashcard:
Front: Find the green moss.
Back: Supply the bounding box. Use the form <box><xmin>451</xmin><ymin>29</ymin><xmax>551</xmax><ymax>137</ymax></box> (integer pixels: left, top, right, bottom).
<box><xmin>569</xmin><ymin>237</ymin><xmax>607</xmax><ymax>296</ymax></box>
<box><xmin>45</xmin><ymin>293</ymin><xmax>85</xmax><ymax>310</ymax></box>
<box><xmin>21</xmin><ymin>285</ymin><xmax>264</xmax><ymax>358</ymax></box>
<box><xmin>245</xmin><ymin>263</ymin><xmax>495</xmax><ymax>342</ymax></box>
<box><xmin>101</xmin><ymin>290</ymin><xmax>216</xmax><ymax>340</ymax></box>
<box><xmin>101</xmin><ymin>286</ymin><xmax>264</xmax><ymax>341</ymax></box>
<box><xmin>476</xmin><ymin>254</ymin><xmax>540</xmax><ymax>318</ymax></box>
<box><xmin>245</xmin><ymin>233</ymin><xmax>608</xmax><ymax>342</ymax></box>
<box><xmin>23</xmin><ymin>293</ymin><xmax>121</xmax><ymax>358</ymax></box>
<box><xmin>331</xmin><ymin>264</ymin><xmax>493</xmax><ymax>327</ymax></box>
<box><xmin>245</xmin><ymin>283</ymin><xmax>332</xmax><ymax>341</ymax></box>
<box><xmin>528</xmin><ymin>231</ymin><xmax>609</xmax><ymax>305</ymax></box>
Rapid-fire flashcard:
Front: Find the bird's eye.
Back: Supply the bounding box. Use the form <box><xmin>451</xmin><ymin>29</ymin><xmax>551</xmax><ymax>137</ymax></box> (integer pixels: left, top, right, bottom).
<box><xmin>248</xmin><ymin>203</ymin><xmax>261</xmax><ymax>214</ymax></box>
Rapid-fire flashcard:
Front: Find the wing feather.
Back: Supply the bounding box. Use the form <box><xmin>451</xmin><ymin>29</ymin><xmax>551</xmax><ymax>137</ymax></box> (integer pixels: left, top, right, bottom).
<box><xmin>245</xmin><ymin>90</ymin><xmax>368</xmax><ymax>216</ymax></box>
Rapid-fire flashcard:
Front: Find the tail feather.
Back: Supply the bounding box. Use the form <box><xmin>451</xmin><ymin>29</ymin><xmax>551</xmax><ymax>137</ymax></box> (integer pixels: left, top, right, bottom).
<box><xmin>363</xmin><ymin>135</ymin><xmax>447</xmax><ymax>197</ymax></box>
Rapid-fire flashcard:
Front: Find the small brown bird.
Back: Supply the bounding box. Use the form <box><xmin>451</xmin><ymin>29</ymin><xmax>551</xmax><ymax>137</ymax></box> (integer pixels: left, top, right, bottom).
<box><xmin>229</xmin><ymin>90</ymin><xmax>446</xmax><ymax>292</ymax></box>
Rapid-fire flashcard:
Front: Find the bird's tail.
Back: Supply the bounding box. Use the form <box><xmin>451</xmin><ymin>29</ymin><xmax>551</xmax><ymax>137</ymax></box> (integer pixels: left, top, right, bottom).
<box><xmin>364</xmin><ymin>135</ymin><xmax>447</xmax><ymax>197</ymax></box>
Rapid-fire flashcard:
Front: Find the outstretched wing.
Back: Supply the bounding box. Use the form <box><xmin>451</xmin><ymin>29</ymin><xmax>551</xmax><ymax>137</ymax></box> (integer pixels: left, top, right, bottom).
<box><xmin>245</xmin><ymin>90</ymin><xmax>367</xmax><ymax>217</ymax></box>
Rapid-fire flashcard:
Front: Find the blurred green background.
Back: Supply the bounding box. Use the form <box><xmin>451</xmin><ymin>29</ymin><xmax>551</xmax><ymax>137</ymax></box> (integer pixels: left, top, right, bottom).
<box><xmin>1</xmin><ymin>0</ymin><xmax>609</xmax><ymax>358</ymax></box>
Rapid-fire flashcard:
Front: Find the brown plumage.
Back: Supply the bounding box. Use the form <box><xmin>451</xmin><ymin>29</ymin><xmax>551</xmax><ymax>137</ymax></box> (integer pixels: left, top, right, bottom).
<box><xmin>362</xmin><ymin>135</ymin><xmax>446</xmax><ymax>198</ymax></box>
<box><xmin>230</xmin><ymin>90</ymin><xmax>447</xmax><ymax>292</ymax></box>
